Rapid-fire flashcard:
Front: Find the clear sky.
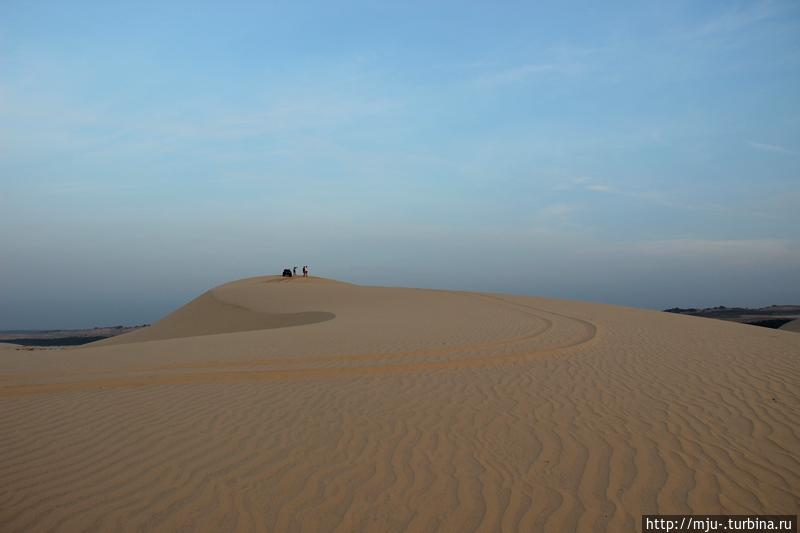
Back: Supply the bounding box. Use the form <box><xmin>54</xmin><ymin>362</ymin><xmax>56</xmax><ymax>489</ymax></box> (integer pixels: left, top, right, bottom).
<box><xmin>2</xmin><ymin>0</ymin><xmax>799</xmax><ymax>329</ymax></box>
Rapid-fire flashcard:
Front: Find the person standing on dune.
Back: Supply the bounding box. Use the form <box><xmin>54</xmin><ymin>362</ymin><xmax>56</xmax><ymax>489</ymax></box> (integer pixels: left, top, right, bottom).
<box><xmin>293</xmin><ymin>266</ymin><xmax>297</xmax><ymax>275</ymax></box>
<box><xmin>303</xmin><ymin>265</ymin><xmax>309</xmax><ymax>277</ymax></box>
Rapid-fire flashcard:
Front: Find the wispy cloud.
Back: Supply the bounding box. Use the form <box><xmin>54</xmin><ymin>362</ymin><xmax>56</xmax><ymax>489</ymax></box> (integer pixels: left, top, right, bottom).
<box><xmin>747</xmin><ymin>140</ymin><xmax>797</xmax><ymax>155</ymax></box>
<box><xmin>694</xmin><ymin>2</ymin><xmax>784</xmax><ymax>37</ymax></box>
<box><xmin>621</xmin><ymin>238</ymin><xmax>800</xmax><ymax>265</ymax></box>
<box><xmin>475</xmin><ymin>61</ymin><xmax>588</xmax><ymax>87</ymax></box>
<box><xmin>0</xmin><ymin>74</ymin><xmax>399</xmax><ymax>158</ymax></box>
<box><xmin>468</xmin><ymin>41</ymin><xmax>610</xmax><ymax>89</ymax></box>
<box><xmin>553</xmin><ymin>176</ymin><xmax>732</xmax><ymax>214</ymax></box>
<box><xmin>557</xmin><ymin>176</ymin><xmax>614</xmax><ymax>194</ymax></box>
<box><xmin>551</xmin><ymin>176</ymin><xmax>610</xmax><ymax>192</ymax></box>
<box><xmin>538</xmin><ymin>203</ymin><xmax>579</xmax><ymax>220</ymax></box>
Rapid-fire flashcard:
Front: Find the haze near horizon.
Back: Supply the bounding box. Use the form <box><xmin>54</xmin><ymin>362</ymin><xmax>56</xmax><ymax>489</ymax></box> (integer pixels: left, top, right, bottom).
<box><xmin>2</xmin><ymin>0</ymin><xmax>799</xmax><ymax>329</ymax></box>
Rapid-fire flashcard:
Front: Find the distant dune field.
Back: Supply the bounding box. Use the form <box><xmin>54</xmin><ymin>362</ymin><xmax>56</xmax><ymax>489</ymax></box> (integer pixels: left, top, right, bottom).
<box><xmin>1</xmin><ymin>276</ymin><xmax>798</xmax><ymax>532</ymax></box>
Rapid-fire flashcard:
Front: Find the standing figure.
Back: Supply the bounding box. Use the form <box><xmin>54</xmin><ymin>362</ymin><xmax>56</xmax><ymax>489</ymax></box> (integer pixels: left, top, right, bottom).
<box><xmin>293</xmin><ymin>266</ymin><xmax>297</xmax><ymax>275</ymax></box>
<box><xmin>302</xmin><ymin>265</ymin><xmax>309</xmax><ymax>277</ymax></box>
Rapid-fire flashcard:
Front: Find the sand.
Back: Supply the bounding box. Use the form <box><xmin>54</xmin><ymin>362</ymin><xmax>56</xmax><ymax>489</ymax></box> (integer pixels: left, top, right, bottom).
<box><xmin>780</xmin><ymin>318</ymin><xmax>800</xmax><ymax>333</ymax></box>
<box><xmin>1</xmin><ymin>276</ymin><xmax>798</xmax><ymax>532</ymax></box>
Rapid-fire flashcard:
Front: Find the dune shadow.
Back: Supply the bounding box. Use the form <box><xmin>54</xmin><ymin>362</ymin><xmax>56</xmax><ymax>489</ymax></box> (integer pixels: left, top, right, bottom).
<box><xmin>91</xmin><ymin>292</ymin><xmax>335</xmax><ymax>346</ymax></box>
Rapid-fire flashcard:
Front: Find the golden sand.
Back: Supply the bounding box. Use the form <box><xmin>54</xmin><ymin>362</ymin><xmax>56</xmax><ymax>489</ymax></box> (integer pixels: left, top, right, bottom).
<box><xmin>1</xmin><ymin>276</ymin><xmax>798</xmax><ymax>531</ymax></box>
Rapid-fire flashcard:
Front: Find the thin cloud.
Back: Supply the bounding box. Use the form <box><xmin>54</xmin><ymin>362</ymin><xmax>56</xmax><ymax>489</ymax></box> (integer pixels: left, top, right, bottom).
<box><xmin>746</xmin><ymin>140</ymin><xmax>797</xmax><ymax>155</ymax></box>
<box><xmin>621</xmin><ymin>239</ymin><xmax>800</xmax><ymax>265</ymax></box>
<box><xmin>476</xmin><ymin>61</ymin><xmax>587</xmax><ymax>87</ymax></box>
<box><xmin>555</xmin><ymin>176</ymin><xmax>731</xmax><ymax>214</ymax></box>
<box><xmin>695</xmin><ymin>2</ymin><xmax>782</xmax><ymax>37</ymax></box>
<box><xmin>538</xmin><ymin>203</ymin><xmax>579</xmax><ymax>220</ymax></box>
<box><xmin>551</xmin><ymin>176</ymin><xmax>608</xmax><ymax>192</ymax></box>
<box><xmin>470</xmin><ymin>42</ymin><xmax>607</xmax><ymax>88</ymax></box>
<box><xmin>571</xmin><ymin>177</ymin><xmax>613</xmax><ymax>193</ymax></box>
<box><xmin>477</xmin><ymin>63</ymin><xmax>558</xmax><ymax>86</ymax></box>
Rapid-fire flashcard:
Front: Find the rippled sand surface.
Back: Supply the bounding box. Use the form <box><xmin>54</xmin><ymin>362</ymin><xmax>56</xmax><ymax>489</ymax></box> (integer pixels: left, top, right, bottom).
<box><xmin>1</xmin><ymin>276</ymin><xmax>798</xmax><ymax>532</ymax></box>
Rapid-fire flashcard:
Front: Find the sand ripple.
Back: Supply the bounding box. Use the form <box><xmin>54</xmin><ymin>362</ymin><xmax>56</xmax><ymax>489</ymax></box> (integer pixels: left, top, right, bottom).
<box><xmin>1</xmin><ymin>277</ymin><xmax>798</xmax><ymax>532</ymax></box>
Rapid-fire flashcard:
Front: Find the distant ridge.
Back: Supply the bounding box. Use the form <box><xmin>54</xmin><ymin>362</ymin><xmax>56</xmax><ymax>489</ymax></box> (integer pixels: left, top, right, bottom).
<box><xmin>664</xmin><ymin>304</ymin><xmax>800</xmax><ymax>329</ymax></box>
<box><xmin>0</xmin><ymin>325</ymin><xmax>149</xmax><ymax>347</ymax></box>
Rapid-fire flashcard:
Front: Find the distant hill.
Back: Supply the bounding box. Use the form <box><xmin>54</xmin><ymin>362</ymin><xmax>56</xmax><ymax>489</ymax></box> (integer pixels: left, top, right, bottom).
<box><xmin>664</xmin><ymin>305</ymin><xmax>800</xmax><ymax>329</ymax></box>
<box><xmin>0</xmin><ymin>325</ymin><xmax>149</xmax><ymax>347</ymax></box>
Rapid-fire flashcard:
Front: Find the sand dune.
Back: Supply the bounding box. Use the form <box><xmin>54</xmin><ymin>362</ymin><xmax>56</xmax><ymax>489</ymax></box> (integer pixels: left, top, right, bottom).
<box><xmin>94</xmin><ymin>278</ymin><xmax>336</xmax><ymax>345</ymax></box>
<box><xmin>1</xmin><ymin>276</ymin><xmax>798</xmax><ymax>532</ymax></box>
<box><xmin>780</xmin><ymin>318</ymin><xmax>800</xmax><ymax>333</ymax></box>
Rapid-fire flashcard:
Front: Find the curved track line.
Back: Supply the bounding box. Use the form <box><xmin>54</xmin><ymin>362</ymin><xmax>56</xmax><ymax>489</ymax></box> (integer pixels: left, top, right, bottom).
<box><xmin>119</xmin><ymin>292</ymin><xmax>557</xmax><ymax>373</ymax></box>
<box><xmin>0</xmin><ymin>294</ymin><xmax>599</xmax><ymax>398</ymax></box>
<box><xmin>7</xmin><ymin>292</ymin><xmax>555</xmax><ymax>379</ymax></box>
<box><xmin>471</xmin><ymin>293</ymin><xmax>599</xmax><ymax>343</ymax></box>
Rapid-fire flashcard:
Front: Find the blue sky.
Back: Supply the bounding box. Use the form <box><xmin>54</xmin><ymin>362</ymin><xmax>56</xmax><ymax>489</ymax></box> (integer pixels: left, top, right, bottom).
<box><xmin>2</xmin><ymin>0</ymin><xmax>799</xmax><ymax>328</ymax></box>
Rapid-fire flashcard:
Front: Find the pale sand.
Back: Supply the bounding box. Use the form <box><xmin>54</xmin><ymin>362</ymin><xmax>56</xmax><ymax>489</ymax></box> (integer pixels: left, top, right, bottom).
<box><xmin>1</xmin><ymin>276</ymin><xmax>798</xmax><ymax>532</ymax></box>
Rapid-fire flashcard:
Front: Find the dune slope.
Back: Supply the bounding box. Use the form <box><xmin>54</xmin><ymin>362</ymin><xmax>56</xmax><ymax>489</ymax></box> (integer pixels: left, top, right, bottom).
<box><xmin>1</xmin><ymin>276</ymin><xmax>798</xmax><ymax>532</ymax></box>
<box><xmin>779</xmin><ymin>318</ymin><xmax>800</xmax><ymax>333</ymax></box>
<box><xmin>94</xmin><ymin>278</ymin><xmax>336</xmax><ymax>345</ymax></box>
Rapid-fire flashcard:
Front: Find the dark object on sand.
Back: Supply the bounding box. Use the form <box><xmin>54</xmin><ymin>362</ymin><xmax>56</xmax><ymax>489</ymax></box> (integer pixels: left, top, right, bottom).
<box><xmin>282</xmin><ymin>269</ymin><xmax>293</xmax><ymax>277</ymax></box>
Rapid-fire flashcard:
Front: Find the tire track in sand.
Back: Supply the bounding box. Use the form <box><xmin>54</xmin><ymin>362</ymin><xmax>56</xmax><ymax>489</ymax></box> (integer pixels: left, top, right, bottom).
<box><xmin>0</xmin><ymin>293</ymin><xmax>598</xmax><ymax>398</ymax></box>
